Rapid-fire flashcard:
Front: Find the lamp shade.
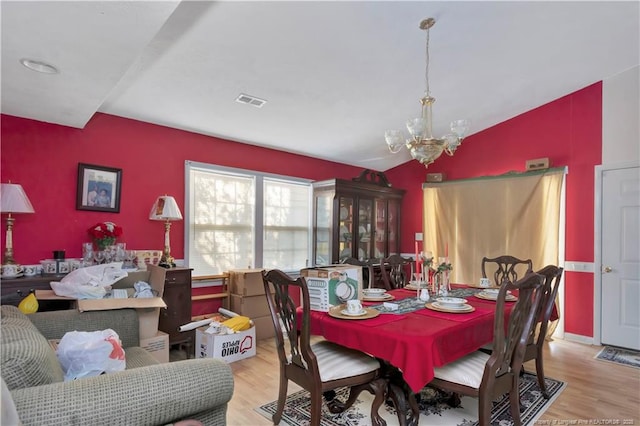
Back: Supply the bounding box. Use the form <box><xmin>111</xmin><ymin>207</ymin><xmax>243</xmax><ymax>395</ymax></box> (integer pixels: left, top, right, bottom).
<box><xmin>149</xmin><ymin>195</ymin><xmax>182</xmax><ymax>221</ymax></box>
<box><xmin>1</xmin><ymin>183</ymin><xmax>35</xmax><ymax>214</ymax></box>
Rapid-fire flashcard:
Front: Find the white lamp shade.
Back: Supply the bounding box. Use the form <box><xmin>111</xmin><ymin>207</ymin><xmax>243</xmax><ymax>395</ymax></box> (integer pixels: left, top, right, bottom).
<box><xmin>149</xmin><ymin>195</ymin><xmax>183</xmax><ymax>221</ymax></box>
<box><xmin>1</xmin><ymin>183</ymin><xmax>35</xmax><ymax>214</ymax></box>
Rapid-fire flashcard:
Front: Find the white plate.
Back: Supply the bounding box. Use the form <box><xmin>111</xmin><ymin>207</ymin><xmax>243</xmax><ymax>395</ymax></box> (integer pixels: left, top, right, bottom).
<box><xmin>1</xmin><ymin>273</ymin><xmax>23</xmax><ymax>278</ymax></box>
<box><xmin>362</xmin><ymin>288</ymin><xmax>386</xmax><ymax>295</ymax></box>
<box><xmin>341</xmin><ymin>309</ymin><xmax>367</xmax><ymax>317</ymax></box>
<box><xmin>432</xmin><ymin>302</ymin><xmax>471</xmax><ymax>311</ymax></box>
<box><xmin>436</xmin><ymin>297</ymin><xmax>467</xmax><ymax>307</ymax></box>
<box><xmin>478</xmin><ymin>291</ymin><xmax>517</xmax><ymax>301</ymax></box>
<box><xmin>363</xmin><ymin>293</ymin><xmax>394</xmax><ymax>301</ymax></box>
<box><xmin>340</xmin><ymin>207</ymin><xmax>349</xmax><ymax>220</ymax></box>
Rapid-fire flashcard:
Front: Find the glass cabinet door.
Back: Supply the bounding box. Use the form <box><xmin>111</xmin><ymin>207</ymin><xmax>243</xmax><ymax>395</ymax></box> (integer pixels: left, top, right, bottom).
<box><xmin>314</xmin><ymin>193</ymin><xmax>332</xmax><ymax>265</ymax></box>
<box><xmin>358</xmin><ymin>199</ymin><xmax>373</xmax><ymax>260</ymax></box>
<box><xmin>374</xmin><ymin>199</ymin><xmax>387</xmax><ymax>259</ymax></box>
<box><xmin>338</xmin><ymin>196</ymin><xmax>354</xmax><ymax>262</ymax></box>
<box><xmin>388</xmin><ymin>198</ymin><xmax>399</xmax><ymax>255</ymax></box>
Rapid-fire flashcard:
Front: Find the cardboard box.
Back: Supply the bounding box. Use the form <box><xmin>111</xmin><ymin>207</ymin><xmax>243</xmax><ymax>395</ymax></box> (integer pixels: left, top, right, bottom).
<box><xmin>300</xmin><ymin>265</ymin><xmax>363</xmax><ymax>312</ymax></box>
<box><xmin>252</xmin><ymin>314</ymin><xmax>276</xmax><ymax>340</ymax></box>
<box><xmin>229</xmin><ymin>268</ymin><xmax>265</xmax><ymax>296</ymax></box>
<box><xmin>140</xmin><ymin>331</ymin><xmax>169</xmax><ymax>363</ymax></box>
<box><xmin>76</xmin><ymin>264</ymin><xmax>167</xmax><ymax>339</ymax></box>
<box><xmin>195</xmin><ymin>324</ymin><xmax>256</xmax><ymax>363</ymax></box>
<box><xmin>230</xmin><ymin>293</ymin><xmax>271</xmax><ymax>318</ymax></box>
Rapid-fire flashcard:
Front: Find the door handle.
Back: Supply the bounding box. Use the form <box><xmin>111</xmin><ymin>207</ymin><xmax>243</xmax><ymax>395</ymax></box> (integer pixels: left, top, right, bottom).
<box><xmin>603</xmin><ymin>266</ymin><xmax>613</xmax><ymax>273</ymax></box>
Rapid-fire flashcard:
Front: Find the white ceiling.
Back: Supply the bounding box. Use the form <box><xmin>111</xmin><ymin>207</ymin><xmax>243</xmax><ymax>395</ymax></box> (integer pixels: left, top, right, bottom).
<box><xmin>2</xmin><ymin>1</ymin><xmax>638</xmax><ymax>171</ymax></box>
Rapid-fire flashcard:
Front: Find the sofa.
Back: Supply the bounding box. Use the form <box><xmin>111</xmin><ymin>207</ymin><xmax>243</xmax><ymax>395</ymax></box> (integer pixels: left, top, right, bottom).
<box><xmin>1</xmin><ymin>305</ymin><xmax>234</xmax><ymax>426</ymax></box>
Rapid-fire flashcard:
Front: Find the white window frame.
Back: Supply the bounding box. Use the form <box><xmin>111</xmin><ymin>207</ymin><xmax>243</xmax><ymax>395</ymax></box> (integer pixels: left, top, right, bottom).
<box><xmin>184</xmin><ymin>161</ymin><xmax>312</xmax><ymax>276</ymax></box>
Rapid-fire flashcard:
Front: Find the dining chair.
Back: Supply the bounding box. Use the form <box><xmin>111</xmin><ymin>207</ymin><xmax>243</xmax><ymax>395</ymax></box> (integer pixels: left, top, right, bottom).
<box><xmin>340</xmin><ymin>257</ymin><xmax>376</xmax><ymax>289</ymax></box>
<box><xmin>481</xmin><ymin>255</ymin><xmax>533</xmax><ymax>286</ymax></box>
<box><xmin>262</xmin><ymin>269</ymin><xmax>387</xmax><ymax>426</ymax></box>
<box><xmin>379</xmin><ymin>254</ymin><xmax>413</xmax><ymax>290</ymax></box>
<box><xmin>522</xmin><ymin>265</ymin><xmax>564</xmax><ymax>398</ymax></box>
<box><xmin>429</xmin><ymin>271</ymin><xmax>546</xmax><ymax>426</ymax></box>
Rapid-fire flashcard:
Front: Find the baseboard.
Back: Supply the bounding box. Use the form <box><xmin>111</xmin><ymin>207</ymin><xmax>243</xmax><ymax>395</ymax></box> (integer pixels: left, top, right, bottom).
<box><xmin>563</xmin><ymin>332</ymin><xmax>594</xmax><ymax>345</ymax></box>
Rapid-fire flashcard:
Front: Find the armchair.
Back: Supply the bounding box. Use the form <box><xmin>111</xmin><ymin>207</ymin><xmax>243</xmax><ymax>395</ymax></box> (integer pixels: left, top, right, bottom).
<box><xmin>1</xmin><ymin>306</ymin><xmax>234</xmax><ymax>426</ymax></box>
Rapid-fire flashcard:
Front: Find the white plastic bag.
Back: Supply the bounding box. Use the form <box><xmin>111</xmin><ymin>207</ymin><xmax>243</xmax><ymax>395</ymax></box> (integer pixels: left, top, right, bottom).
<box><xmin>50</xmin><ymin>262</ymin><xmax>128</xmax><ymax>299</ymax></box>
<box><xmin>56</xmin><ymin>329</ymin><xmax>126</xmax><ymax>381</ymax></box>
<box><xmin>133</xmin><ymin>281</ymin><xmax>155</xmax><ymax>298</ymax></box>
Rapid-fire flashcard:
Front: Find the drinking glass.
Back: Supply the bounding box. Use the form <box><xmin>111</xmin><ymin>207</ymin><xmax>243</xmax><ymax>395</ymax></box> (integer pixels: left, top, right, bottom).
<box><xmin>93</xmin><ymin>251</ymin><xmax>106</xmax><ymax>265</ymax></box>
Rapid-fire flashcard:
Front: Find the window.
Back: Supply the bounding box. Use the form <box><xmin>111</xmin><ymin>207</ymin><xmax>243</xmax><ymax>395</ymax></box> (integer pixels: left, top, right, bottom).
<box><xmin>185</xmin><ymin>161</ymin><xmax>311</xmax><ymax>276</ymax></box>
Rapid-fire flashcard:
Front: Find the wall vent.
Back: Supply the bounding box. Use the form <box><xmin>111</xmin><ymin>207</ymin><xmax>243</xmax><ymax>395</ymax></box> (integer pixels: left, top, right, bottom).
<box><xmin>525</xmin><ymin>157</ymin><xmax>550</xmax><ymax>171</ymax></box>
<box><xmin>235</xmin><ymin>93</ymin><xmax>267</xmax><ymax>108</ymax></box>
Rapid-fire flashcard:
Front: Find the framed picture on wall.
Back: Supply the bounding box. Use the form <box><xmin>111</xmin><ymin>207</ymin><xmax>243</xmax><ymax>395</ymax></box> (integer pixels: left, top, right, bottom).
<box><xmin>76</xmin><ymin>163</ymin><xmax>122</xmax><ymax>212</ymax></box>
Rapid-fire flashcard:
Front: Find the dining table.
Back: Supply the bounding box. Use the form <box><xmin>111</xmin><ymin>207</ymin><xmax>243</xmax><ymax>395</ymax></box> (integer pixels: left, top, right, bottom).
<box><xmin>307</xmin><ymin>285</ymin><xmax>514</xmax><ymax>393</ymax></box>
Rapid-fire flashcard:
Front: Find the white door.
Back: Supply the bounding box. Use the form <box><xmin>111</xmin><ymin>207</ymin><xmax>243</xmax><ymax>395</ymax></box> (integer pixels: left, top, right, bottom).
<box><xmin>601</xmin><ymin>166</ymin><xmax>640</xmax><ymax>350</ymax></box>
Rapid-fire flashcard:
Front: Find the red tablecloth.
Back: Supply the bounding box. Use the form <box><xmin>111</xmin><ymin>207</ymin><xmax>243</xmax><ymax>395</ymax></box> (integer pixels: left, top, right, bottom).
<box><xmin>305</xmin><ymin>288</ymin><xmax>510</xmax><ymax>393</ymax></box>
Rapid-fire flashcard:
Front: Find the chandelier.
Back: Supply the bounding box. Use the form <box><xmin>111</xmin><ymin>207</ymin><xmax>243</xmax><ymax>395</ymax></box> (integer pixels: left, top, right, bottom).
<box><xmin>385</xmin><ymin>18</ymin><xmax>470</xmax><ymax>168</ymax></box>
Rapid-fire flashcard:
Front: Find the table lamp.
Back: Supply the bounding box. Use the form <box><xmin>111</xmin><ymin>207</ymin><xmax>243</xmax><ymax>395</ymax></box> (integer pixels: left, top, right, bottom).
<box><xmin>1</xmin><ymin>183</ymin><xmax>35</xmax><ymax>266</ymax></box>
<box><xmin>149</xmin><ymin>195</ymin><xmax>183</xmax><ymax>268</ymax></box>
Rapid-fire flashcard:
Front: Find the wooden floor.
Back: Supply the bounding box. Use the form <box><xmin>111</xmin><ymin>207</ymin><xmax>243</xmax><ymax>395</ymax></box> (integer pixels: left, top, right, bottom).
<box><xmin>224</xmin><ymin>337</ymin><xmax>640</xmax><ymax>425</ymax></box>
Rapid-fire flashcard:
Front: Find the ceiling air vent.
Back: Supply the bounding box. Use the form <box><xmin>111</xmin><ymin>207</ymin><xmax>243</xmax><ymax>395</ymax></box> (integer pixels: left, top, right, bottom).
<box><xmin>235</xmin><ymin>93</ymin><xmax>267</xmax><ymax>108</ymax></box>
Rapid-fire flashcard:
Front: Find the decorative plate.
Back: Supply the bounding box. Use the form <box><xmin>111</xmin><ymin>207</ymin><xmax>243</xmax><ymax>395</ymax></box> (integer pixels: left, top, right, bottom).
<box><xmin>425</xmin><ymin>302</ymin><xmax>475</xmax><ymax>313</ymax></box>
<box><xmin>474</xmin><ymin>291</ymin><xmax>518</xmax><ymax>302</ymax></box>
<box><xmin>339</xmin><ymin>207</ymin><xmax>349</xmax><ymax>220</ymax></box>
<box><xmin>362</xmin><ymin>293</ymin><xmax>395</xmax><ymax>302</ymax></box>
<box><xmin>328</xmin><ymin>305</ymin><xmax>380</xmax><ymax>320</ymax></box>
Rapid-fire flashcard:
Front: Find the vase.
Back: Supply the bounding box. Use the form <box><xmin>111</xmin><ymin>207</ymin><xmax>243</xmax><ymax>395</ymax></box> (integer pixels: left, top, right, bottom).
<box><xmin>435</xmin><ymin>271</ymin><xmax>450</xmax><ymax>297</ymax></box>
<box><xmin>94</xmin><ymin>237</ymin><xmax>116</xmax><ymax>251</ymax></box>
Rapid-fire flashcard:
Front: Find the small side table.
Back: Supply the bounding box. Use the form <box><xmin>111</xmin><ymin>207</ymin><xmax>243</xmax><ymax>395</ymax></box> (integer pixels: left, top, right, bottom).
<box><xmin>158</xmin><ymin>267</ymin><xmax>194</xmax><ymax>357</ymax></box>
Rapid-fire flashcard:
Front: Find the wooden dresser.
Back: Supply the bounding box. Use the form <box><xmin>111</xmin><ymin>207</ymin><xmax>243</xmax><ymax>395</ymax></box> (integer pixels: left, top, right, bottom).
<box><xmin>158</xmin><ymin>267</ymin><xmax>194</xmax><ymax>357</ymax></box>
<box><xmin>0</xmin><ymin>274</ymin><xmax>71</xmax><ymax>310</ymax></box>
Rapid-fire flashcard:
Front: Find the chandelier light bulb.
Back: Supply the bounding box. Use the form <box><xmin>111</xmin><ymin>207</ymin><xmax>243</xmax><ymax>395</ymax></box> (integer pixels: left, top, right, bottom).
<box><xmin>384</xmin><ymin>130</ymin><xmax>405</xmax><ymax>153</ymax></box>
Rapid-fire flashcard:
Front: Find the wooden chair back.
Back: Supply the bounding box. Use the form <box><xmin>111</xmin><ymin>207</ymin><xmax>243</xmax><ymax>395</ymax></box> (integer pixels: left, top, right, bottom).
<box><xmin>431</xmin><ymin>270</ymin><xmax>545</xmax><ymax>425</ymax></box>
<box><xmin>486</xmin><ymin>271</ymin><xmax>545</xmax><ymax>381</ymax></box>
<box><xmin>262</xmin><ymin>269</ymin><xmax>387</xmax><ymax>426</ymax></box>
<box><xmin>262</xmin><ymin>269</ymin><xmax>317</xmax><ymax>386</ymax></box>
<box><xmin>523</xmin><ymin>265</ymin><xmax>564</xmax><ymax>398</ymax></box>
<box><xmin>340</xmin><ymin>257</ymin><xmax>376</xmax><ymax>289</ymax></box>
<box><xmin>481</xmin><ymin>255</ymin><xmax>533</xmax><ymax>286</ymax></box>
<box><xmin>379</xmin><ymin>254</ymin><xmax>412</xmax><ymax>290</ymax></box>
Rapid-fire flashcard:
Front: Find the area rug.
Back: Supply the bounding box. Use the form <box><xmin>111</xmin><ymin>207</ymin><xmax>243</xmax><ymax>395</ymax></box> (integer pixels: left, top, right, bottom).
<box><xmin>595</xmin><ymin>346</ymin><xmax>640</xmax><ymax>369</ymax></box>
<box><xmin>255</xmin><ymin>372</ymin><xmax>565</xmax><ymax>426</ymax></box>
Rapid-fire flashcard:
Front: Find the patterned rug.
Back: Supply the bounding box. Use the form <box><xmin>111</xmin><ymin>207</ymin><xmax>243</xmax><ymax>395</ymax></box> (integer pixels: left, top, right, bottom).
<box><xmin>595</xmin><ymin>346</ymin><xmax>640</xmax><ymax>369</ymax></box>
<box><xmin>255</xmin><ymin>372</ymin><xmax>565</xmax><ymax>426</ymax></box>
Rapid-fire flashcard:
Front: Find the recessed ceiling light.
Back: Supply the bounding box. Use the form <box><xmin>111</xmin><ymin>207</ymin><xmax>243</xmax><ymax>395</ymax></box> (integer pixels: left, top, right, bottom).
<box><xmin>19</xmin><ymin>58</ymin><xmax>59</xmax><ymax>74</ymax></box>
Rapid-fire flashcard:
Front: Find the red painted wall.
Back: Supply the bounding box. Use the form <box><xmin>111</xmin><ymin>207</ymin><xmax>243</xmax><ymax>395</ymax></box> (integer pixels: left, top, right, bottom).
<box><xmin>1</xmin><ymin>82</ymin><xmax>602</xmax><ymax>335</ymax></box>
<box><xmin>386</xmin><ymin>82</ymin><xmax>602</xmax><ymax>338</ymax></box>
<box><xmin>0</xmin><ymin>113</ymin><xmax>377</xmax><ymax>315</ymax></box>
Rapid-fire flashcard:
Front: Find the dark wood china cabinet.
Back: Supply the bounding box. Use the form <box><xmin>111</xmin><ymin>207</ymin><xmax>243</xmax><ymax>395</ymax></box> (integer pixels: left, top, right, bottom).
<box><xmin>312</xmin><ymin>170</ymin><xmax>405</xmax><ymax>266</ymax></box>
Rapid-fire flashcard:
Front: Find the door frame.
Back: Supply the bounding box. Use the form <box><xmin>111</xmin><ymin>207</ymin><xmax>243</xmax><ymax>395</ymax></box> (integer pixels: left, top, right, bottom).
<box><xmin>593</xmin><ymin>161</ymin><xmax>640</xmax><ymax>345</ymax></box>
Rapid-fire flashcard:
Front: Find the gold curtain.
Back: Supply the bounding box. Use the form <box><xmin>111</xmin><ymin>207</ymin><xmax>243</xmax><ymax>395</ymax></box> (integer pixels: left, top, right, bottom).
<box><xmin>422</xmin><ymin>168</ymin><xmax>565</xmax><ymax>285</ymax></box>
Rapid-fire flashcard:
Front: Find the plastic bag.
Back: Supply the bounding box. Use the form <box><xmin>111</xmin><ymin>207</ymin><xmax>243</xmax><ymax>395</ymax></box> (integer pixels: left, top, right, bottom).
<box><xmin>50</xmin><ymin>262</ymin><xmax>128</xmax><ymax>299</ymax></box>
<box><xmin>133</xmin><ymin>281</ymin><xmax>155</xmax><ymax>298</ymax></box>
<box><xmin>56</xmin><ymin>329</ymin><xmax>126</xmax><ymax>381</ymax></box>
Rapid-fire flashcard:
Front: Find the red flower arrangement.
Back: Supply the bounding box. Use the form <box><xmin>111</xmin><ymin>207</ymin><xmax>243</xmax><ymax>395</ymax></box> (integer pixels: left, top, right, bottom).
<box><xmin>88</xmin><ymin>222</ymin><xmax>123</xmax><ymax>250</ymax></box>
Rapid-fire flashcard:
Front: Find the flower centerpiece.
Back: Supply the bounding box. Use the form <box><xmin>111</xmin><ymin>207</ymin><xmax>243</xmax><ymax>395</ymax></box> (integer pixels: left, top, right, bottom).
<box><xmin>435</xmin><ymin>258</ymin><xmax>453</xmax><ymax>296</ymax></box>
<box><xmin>88</xmin><ymin>222</ymin><xmax>123</xmax><ymax>250</ymax></box>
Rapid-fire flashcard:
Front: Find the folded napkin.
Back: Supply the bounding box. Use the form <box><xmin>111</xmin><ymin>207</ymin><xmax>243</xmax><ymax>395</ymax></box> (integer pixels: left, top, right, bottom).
<box><xmin>413</xmin><ymin>306</ymin><xmax>492</xmax><ymax>322</ymax></box>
